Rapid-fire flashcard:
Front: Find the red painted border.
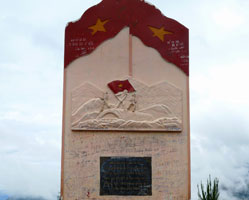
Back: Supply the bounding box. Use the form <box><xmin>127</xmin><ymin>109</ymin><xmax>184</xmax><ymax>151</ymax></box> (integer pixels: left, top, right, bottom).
<box><xmin>64</xmin><ymin>0</ymin><xmax>189</xmax><ymax>75</ymax></box>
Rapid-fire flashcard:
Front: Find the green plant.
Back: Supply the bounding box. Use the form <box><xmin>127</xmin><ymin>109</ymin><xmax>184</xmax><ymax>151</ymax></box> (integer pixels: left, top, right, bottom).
<box><xmin>197</xmin><ymin>175</ymin><xmax>220</xmax><ymax>200</ymax></box>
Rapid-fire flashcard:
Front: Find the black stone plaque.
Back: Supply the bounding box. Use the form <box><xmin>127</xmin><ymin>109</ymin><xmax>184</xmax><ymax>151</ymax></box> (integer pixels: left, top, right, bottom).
<box><xmin>100</xmin><ymin>157</ymin><xmax>152</xmax><ymax>196</ymax></box>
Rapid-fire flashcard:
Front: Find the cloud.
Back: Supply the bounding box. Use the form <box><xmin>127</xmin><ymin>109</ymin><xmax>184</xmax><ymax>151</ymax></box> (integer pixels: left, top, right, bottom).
<box><xmin>191</xmin><ymin>57</ymin><xmax>249</xmax><ymax>199</ymax></box>
<box><xmin>212</xmin><ymin>7</ymin><xmax>245</xmax><ymax>30</ymax></box>
<box><xmin>0</xmin><ymin>117</ymin><xmax>61</xmax><ymax>199</ymax></box>
<box><xmin>0</xmin><ymin>1</ymin><xmax>66</xmax><ymax>198</ymax></box>
<box><xmin>228</xmin><ymin>170</ymin><xmax>249</xmax><ymax>199</ymax></box>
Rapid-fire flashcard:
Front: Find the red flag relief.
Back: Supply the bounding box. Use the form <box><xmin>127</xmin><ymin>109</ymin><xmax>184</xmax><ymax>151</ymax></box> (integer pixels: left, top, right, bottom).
<box><xmin>107</xmin><ymin>80</ymin><xmax>135</xmax><ymax>94</ymax></box>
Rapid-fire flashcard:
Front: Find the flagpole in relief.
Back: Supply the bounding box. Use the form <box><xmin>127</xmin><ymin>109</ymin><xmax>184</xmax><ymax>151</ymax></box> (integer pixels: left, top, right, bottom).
<box><xmin>129</xmin><ymin>30</ymin><xmax>133</xmax><ymax>77</ymax></box>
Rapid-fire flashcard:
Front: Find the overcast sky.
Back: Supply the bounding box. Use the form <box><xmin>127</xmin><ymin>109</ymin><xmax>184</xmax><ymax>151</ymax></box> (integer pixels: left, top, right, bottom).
<box><xmin>1</xmin><ymin>0</ymin><xmax>249</xmax><ymax>199</ymax></box>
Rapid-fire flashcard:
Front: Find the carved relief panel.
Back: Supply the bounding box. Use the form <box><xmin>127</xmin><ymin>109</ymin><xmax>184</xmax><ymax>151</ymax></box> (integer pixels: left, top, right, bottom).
<box><xmin>71</xmin><ymin>78</ymin><xmax>183</xmax><ymax>131</ymax></box>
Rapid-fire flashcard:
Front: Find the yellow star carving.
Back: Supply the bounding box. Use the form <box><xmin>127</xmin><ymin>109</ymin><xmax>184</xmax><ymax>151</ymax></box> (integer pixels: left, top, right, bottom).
<box><xmin>89</xmin><ymin>18</ymin><xmax>109</xmax><ymax>35</ymax></box>
<box><xmin>148</xmin><ymin>26</ymin><xmax>173</xmax><ymax>42</ymax></box>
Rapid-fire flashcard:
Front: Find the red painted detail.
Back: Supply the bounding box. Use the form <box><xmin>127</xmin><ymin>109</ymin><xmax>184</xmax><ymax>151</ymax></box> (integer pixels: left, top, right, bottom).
<box><xmin>108</xmin><ymin>79</ymin><xmax>135</xmax><ymax>94</ymax></box>
<box><xmin>65</xmin><ymin>0</ymin><xmax>189</xmax><ymax>75</ymax></box>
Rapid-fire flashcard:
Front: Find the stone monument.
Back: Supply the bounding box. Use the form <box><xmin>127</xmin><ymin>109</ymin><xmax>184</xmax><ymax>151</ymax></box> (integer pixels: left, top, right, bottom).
<box><xmin>61</xmin><ymin>0</ymin><xmax>190</xmax><ymax>199</ymax></box>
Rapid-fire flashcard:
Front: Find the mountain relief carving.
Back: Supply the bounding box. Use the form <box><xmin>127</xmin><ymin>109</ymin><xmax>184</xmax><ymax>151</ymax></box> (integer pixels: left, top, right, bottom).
<box><xmin>71</xmin><ymin>78</ymin><xmax>183</xmax><ymax>131</ymax></box>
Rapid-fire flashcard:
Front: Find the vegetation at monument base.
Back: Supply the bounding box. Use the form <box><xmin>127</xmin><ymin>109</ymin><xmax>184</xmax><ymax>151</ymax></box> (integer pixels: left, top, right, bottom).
<box><xmin>197</xmin><ymin>175</ymin><xmax>220</xmax><ymax>200</ymax></box>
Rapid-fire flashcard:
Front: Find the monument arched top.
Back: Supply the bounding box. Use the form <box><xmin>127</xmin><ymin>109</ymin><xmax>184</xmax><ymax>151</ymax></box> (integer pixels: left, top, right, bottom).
<box><xmin>65</xmin><ymin>0</ymin><xmax>189</xmax><ymax>75</ymax></box>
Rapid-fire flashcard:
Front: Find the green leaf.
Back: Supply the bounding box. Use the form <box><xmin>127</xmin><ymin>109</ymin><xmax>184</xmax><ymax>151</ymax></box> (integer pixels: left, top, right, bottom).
<box><xmin>197</xmin><ymin>175</ymin><xmax>220</xmax><ymax>200</ymax></box>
